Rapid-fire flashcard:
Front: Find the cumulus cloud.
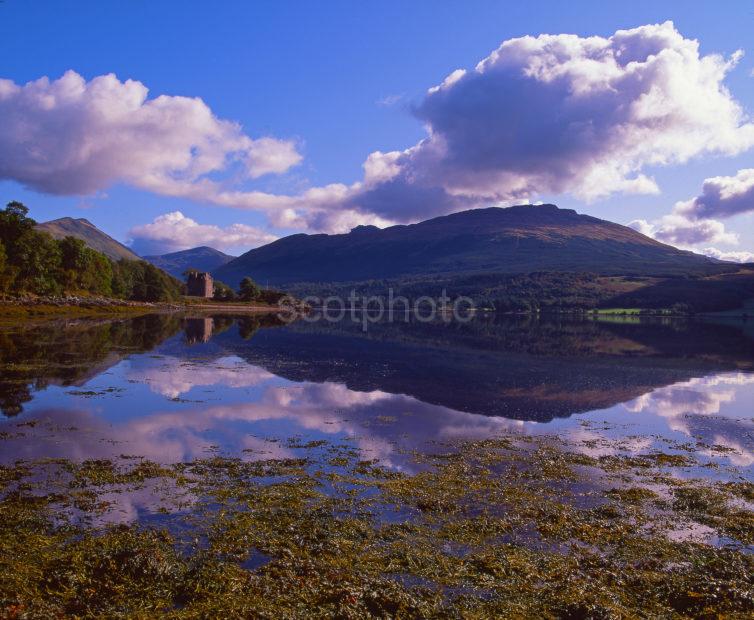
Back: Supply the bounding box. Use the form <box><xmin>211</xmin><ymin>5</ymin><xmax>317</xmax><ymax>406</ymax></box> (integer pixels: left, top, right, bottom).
<box><xmin>4</xmin><ymin>22</ymin><xmax>754</xmax><ymax>233</ymax></box>
<box><xmin>629</xmin><ymin>214</ymin><xmax>738</xmax><ymax>246</ymax></box>
<box><xmin>0</xmin><ymin>69</ymin><xmax>385</xmax><ymax>233</ymax></box>
<box><xmin>631</xmin><ymin>167</ymin><xmax>754</xmax><ymax>251</ymax></box>
<box><xmin>676</xmin><ymin>168</ymin><xmax>754</xmax><ymax>220</ymax></box>
<box><xmin>0</xmin><ymin>70</ymin><xmax>301</xmax><ymax>195</ymax></box>
<box><xmin>699</xmin><ymin>247</ymin><xmax>754</xmax><ymax>263</ymax></box>
<box><xmin>344</xmin><ymin>21</ymin><xmax>754</xmax><ymax>221</ymax></box>
<box><xmin>129</xmin><ymin>211</ymin><xmax>277</xmax><ymax>254</ymax></box>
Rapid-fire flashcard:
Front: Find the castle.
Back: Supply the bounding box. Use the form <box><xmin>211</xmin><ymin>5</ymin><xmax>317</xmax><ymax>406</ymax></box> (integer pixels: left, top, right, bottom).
<box><xmin>186</xmin><ymin>271</ymin><xmax>213</xmax><ymax>297</ymax></box>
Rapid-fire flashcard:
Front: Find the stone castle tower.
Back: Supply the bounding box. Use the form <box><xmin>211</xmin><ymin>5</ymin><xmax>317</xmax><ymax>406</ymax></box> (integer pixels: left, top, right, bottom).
<box><xmin>186</xmin><ymin>271</ymin><xmax>213</xmax><ymax>298</ymax></box>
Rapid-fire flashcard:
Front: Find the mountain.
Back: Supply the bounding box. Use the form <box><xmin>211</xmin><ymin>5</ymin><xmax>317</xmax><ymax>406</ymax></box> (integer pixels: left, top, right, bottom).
<box><xmin>36</xmin><ymin>217</ymin><xmax>140</xmax><ymax>262</ymax></box>
<box><xmin>213</xmin><ymin>204</ymin><xmax>725</xmax><ymax>288</ymax></box>
<box><xmin>144</xmin><ymin>246</ymin><xmax>235</xmax><ymax>279</ymax></box>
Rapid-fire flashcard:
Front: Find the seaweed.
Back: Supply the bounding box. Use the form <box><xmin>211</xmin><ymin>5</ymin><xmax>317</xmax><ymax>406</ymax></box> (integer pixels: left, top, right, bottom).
<box><xmin>0</xmin><ymin>434</ymin><xmax>752</xmax><ymax>618</ymax></box>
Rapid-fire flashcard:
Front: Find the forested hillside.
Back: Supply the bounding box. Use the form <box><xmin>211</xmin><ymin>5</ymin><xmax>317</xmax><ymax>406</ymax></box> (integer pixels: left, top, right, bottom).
<box><xmin>0</xmin><ymin>202</ymin><xmax>182</xmax><ymax>302</ymax></box>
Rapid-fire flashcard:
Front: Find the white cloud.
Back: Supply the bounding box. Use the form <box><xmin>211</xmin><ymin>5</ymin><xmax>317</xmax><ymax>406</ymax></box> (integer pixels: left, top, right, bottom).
<box><xmin>0</xmin><ymin>70</ymin><xmax>301</xmax><ymax>195</ymax></box>
<box><xmin>629</xmin><ymin>214</ymin><xmax>738</xmax><ymax>246</ymax></box>
<box><xmin>676</xmin><ymin>168</ymin><xmax>754</xmax><ymax>219</ymax></box>
<box><xmin>376</xmin><ymin>93</ymin><xmax>403</xmax><ymax>107</ymax></box>
<box><xmin>129</xmin><ymin>211</ymin><xmax>277</xmax><ymax>254</ymax></box>
<box><xmin>344</xmin><ymin>21</ymin><xmax>754</xmax><ymax>221</ymax></box>
<box><xmin>631</xmin><ymin>166</ymin><xmax>754</xmax><ymax>252</ymax></box>
<box><xmin>0</xmin><ymin>70</ymin><xmax>383</xmax><ymax>233</ymax></box>
<box><xmin>699</xmin><ymin>247</ymin><xmax>754</xmax><ymax>263</ymax></box>
<box><xmin>627</xmin><ymin>219</ymin><xmax>655</xmax><ymax>237</ymax></box>
<box><xmin>4</xmin><ymin>22</ymin><xmax>754</xmax><ymax>234</ymax></box>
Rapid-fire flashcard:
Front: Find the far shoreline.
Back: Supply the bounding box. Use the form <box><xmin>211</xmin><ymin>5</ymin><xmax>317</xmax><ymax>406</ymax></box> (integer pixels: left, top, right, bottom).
<box><xmin>0</xmin><ymin>295</ymin><xmax>289</xmax><ymax>322</ymax></box>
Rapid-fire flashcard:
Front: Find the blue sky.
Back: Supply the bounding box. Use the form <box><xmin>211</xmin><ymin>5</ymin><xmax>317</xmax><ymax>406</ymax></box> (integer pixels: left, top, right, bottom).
<box><xmin>1</xmin><ymin>0</ymin><xmax>754</xmax><ymax>257</ymax></box>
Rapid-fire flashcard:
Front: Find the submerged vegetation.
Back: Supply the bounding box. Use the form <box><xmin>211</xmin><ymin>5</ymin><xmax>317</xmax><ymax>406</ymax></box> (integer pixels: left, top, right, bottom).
<box><xmin>0</xmin><ymin>314</ymin><xmax>752</xmax><ymax>616</ymax></box>
<box><xmin>0</xmin><ymin>431</ymin><xmax>751</xmax><ymax>618</ymax></box>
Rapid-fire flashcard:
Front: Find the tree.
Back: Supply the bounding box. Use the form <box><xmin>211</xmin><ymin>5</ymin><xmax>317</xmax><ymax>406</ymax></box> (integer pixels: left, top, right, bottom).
<box><xmin>237</xmin><ymin>276</ymin><xmax>261</xmax><ymax>302</ymax></box>
<box><xmin>112</xmin><ymin>260</ymin><xmax>183</xmax><ymax>302</ymax></box>
<box><xmin>58</xmin><ymin>236</ymin><xmax>90</xmax><ymax>290</ymax></box>
<box><xmin>0</xmin><ymin>201</ymin><xmax>184</xmax><ymax>301</ymax></box>
<box><xmin>213</xmin><ymin>280</ymin><xmax>235</xmax><ymax>301</ymax></box>
<box><xmin>0</xmin><ymin>201</ymin><xmax>36</xmax><ymax>257</ymax></box>
<box><xmin>0</xmin><ymin>239</ymin><xmax>6</xmax><ymax>291</ymax></box>
<box><xmin>15</xmin><ymin>231</ymin><xmax>62</xmax><ymax>295</ymax></box>
<box><xmin>0</xmin><ymin>239</ymin><xmax>14</xmax><ymax>294</ymax></box>
<box><xmin>80</xmin><ymin>249</ymin><xmax>113</xmax><ymax>296</ymax></box>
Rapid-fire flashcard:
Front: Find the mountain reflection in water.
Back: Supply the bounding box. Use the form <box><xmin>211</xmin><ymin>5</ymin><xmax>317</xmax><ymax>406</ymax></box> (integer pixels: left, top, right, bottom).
<box><xmin>0</xmin><ymin>313</ymin><xmax>752</xmax><ymax>471</ymax></box>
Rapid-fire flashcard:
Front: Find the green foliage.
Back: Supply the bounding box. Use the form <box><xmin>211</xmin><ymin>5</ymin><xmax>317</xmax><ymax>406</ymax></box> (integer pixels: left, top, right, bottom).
<box><xmin>58</xmin><ymin>236</ymin><xmax>113</xmax><ymax>295</ymax></box>
<box><xmin>15</xmin><ymin>230</ymin><xmax>63</xmax><ymax>296</ymax></box>
<box><xmin>238</xmin><ymin>276</ymin><xmax>261</xmax><ymax>301</ymax></box>
<box><xmin>112</xmin><ymin>260</ymin><xmax>183</xmax><ymax>302</ymax></box>
<box><xmin>607</xmin><ymin>273</ymin><xmax>754</xmax><ymax>313</ymax></box>
<box><xmin>212</xmin><ymin>280</ymin><xmax>236</xmax><ymax>301</ymax></box>
<box><xmin>283</xmin><ymin>268</ymin><xmax>754</xmax><ymax>315</ymax></box>
<box><xmin>0</xmin><ymin>240</ymin><xmax>6</xmax><ymax>293</ymax></box>
<box><xmin>0</xmin><ymin>201</ymin><xmax>182</xmax><ymax>301</ymax></box>
<box><xmin>256</xmin><ymin>288</ymin><xmax>288</xmax><ymax>305</ymax></box>
<box><xmin>0</xmin><ymin>201</ymin><xmax>36</xmax><ymax>257</ymax></box>
<box><xmin>285</xmin><ymin>272</ymin><xmax>623</xmax><ymax>313</ymax></box>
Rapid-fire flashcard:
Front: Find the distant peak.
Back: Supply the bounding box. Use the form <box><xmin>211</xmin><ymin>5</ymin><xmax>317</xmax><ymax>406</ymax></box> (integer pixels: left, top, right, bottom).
<box><xmin>44</xmin><ymin>216</ymin><xmax>93</xmax><ymax>225</ymax></box>
<box><xmin>350</xmin><ymin>224</ymin><xmax>380</xmax><ymax>234</ymax></box>
<box><xmin>501</xmin><ymin>203</ymin><xmax>572</xmax><ymax>213</ymax></box>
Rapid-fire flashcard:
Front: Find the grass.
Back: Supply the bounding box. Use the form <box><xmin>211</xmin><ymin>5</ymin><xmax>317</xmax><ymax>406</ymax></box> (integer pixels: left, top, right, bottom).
<box><xmin>0</xmin><ymin>297</ymin><xmax>287</xmax><ymax>324</ymax></box>
<box><xmin>0</xmin><ymin>431</ymin><xmax>752</xmax><ymax>618</ymax></box>
<box><xmin>0</xmin><ymin>303</ymin><xmax>156</xmax><ymax>322</ymax></box>
<box><xmin>593</xmin><ymin>307</ymin><xmax>643</xmax><ymax>315</ymax></box>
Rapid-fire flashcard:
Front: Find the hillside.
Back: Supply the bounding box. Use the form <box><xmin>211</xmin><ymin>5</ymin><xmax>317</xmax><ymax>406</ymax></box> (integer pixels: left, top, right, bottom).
<box><xmin>144</xmin><ymin>246</ymin><xmax>234</xmax><ymax>279</ymax></box>
<box><xmin>0</xmin><ymin>203</ymin><xmax>182</xmax><ymax>302</ymax></box>
<box><xmin>213</xmin><ymin>204</ymin><xmax>727</xmax><ymax>287</ymax></box>
<box><xmin>36</xmin><ymin>217</ymin><xmax>140</xmax><ymax>261</ymax></box>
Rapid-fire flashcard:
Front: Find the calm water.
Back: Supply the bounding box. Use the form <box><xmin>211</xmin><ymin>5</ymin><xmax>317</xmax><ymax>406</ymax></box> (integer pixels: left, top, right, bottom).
<box><xmin>1</xmin><ymin>313</ymin><xmax>753</xmax><ymax>478</ymax></box>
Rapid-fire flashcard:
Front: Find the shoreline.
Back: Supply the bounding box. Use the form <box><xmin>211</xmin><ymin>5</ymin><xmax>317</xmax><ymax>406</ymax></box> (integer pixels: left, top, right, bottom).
<box><xmin>0</xmin><ymin>296</ymin><xmax>287</xmax><ymax>322</ymax></box>
<box><xmin>3</xmin><ymin>295</ymin><xmax>750</xmax><ymax>323</ymax></box>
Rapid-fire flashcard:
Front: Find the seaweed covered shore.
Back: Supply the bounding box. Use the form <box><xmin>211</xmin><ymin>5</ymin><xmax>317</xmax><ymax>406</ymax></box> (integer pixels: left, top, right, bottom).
<box><xmin>1</xmin><ymin>431</ymin><xmax>752</xmax><ymax>618</ymax></box>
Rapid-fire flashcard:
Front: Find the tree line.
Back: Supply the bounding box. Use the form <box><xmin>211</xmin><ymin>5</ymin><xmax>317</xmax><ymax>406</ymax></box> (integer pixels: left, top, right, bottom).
<box><xmin>0</xmin><ymin>201</ymin><xmax>183</xmax><ymax>301</ymax></box>
<box><xmin>211</xmin><ymin>275</ymin><xmax>288</xmax><ymax>305</ymax></box>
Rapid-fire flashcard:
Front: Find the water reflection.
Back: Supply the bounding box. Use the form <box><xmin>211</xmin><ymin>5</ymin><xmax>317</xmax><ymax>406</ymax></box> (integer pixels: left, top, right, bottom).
<box><xmin>0</xmin><ymin>314</ymin><xmax>183</xmax><ymax>416</ymax></box>
<box><xmin>623</xmin><ymin>373</ymin><xmax>754</xmax><ymax>466</ymax></box>
<box><xmin>184</xmin><ymin>317</ymin><xmax>215</xmax><ymax>344</ymax></box>
<box><xmin>0</xmin><ymin>313</ymin><xmax>752</xmax><ymax>472</ymax></box>
<box><xmin>134</xmin><ymin>355</ymin><xmax>275</xmax><ymax>399</ymax></box>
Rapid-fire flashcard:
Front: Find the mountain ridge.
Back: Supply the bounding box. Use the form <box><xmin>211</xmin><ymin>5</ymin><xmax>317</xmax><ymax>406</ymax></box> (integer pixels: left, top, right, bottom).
<box><xmin>213</xmin><ymin>204</ymin><xmax>726</xmax><ymax>287</ymax></box>
<box><xmin>144</xmin><ymin>246</ymin><xmax>235</xmax><ymax>279</ymax></box>
<box><xmin>36</xmin><ymin>217</ymin><xmax>140</xmax><ymax>262</ymax></box>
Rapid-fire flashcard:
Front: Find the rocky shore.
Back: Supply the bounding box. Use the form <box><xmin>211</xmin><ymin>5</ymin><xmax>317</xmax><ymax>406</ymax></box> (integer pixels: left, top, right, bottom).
<box><xmin>0</xmin><ymin>295</ymin><xmax>306</xmax><ymax>321</ymax></box>
<box><xmin>0</xmin><ymin>294</ymin><xmax>172</xmax><ymax>308</ymax></box>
